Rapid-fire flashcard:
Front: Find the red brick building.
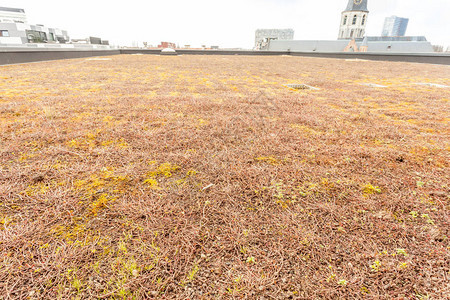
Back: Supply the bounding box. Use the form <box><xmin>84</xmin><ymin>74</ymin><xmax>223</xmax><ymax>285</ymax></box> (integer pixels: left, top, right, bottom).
<box><xmin>158</xmin><ymin>42</ymin><xmax>176</xmax><ymax>49</ymax></box>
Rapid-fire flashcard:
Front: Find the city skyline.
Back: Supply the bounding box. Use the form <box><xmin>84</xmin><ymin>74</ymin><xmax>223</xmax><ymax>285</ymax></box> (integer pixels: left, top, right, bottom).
<box><xmin>1</xmin><ymin>0</ymin><xmax>448</xmax><ymax>48</ymax></box>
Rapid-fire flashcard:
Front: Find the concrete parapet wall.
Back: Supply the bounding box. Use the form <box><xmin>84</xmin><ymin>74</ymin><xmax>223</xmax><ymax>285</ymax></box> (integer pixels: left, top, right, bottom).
<box><xmin>120</xmin><ymin>49</ymin><xmax>286</xmax><ymax>56</ymax></box>
<box><xmin>0</xmin><ymin>48</ymin><xmax>120</xmax><ymax>65</ymax></box>
<box><xmin>122</xmin><ymin>49</ymin><xmax>450</xmax><ymax>65</ymax></box>
<box><xmin>288</xmin><ymin>51</ymin><xmax>450</xmax><ymax>65</ymax></box>
<box><xmin>0</xmin><ymin>48</ymin><xmax>449</xmax><ymax>66</ymax></box>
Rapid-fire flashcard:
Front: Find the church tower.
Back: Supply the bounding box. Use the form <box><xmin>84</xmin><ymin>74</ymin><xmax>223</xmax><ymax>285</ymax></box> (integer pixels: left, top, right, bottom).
<box><xmin>338</xmin><ymin>0</ymin><xmax>369</xmax><ymax>40</ymax></box>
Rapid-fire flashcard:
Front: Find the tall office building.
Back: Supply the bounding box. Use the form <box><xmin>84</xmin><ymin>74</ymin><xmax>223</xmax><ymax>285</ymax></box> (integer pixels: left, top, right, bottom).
<box><xmin>382</xmin><ymin>16</ymin><xmax>409</xmax><ymax>37</ymax></box>
<box><xmin>338</xmin><ymin>0</ymin><xmax>369</xmax><ymax>40</ymax></box>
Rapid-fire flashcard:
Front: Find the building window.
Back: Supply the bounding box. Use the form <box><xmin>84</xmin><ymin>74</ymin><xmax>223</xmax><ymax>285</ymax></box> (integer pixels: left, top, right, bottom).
<box><xmin>0</xmin><ymin>30</ymin><xmax>9</xmax><ymax>37</ymax></box>
<box><xmin>362</xmin><ymin>15</ymin><xmax>366</xmax><ymax>25</ymax></box>
<box><xmin>26</xmin><ymin>30</ymin><xmax>48</xmax><ymax>43</ymax></box>
<box><xmin>350</xmin><ymin>30</ymin><xmax>354</xmax><ymax>38</ymax></box>
<box><xmin>352</xmin><ymin>15</ymin><xmax>357</xmax><ymax>25</ymax></box>
<box><xmin>343</xmin><ymin>15</ymin><xmax>347</xmax><ymax>25</ymax></box>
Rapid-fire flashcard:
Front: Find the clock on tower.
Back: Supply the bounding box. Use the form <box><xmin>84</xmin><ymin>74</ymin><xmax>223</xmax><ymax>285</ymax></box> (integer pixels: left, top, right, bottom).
<box><xmin>345</xmin><ymin>0</ymin><xmax>368</xmax><ymax>11</ymax></box>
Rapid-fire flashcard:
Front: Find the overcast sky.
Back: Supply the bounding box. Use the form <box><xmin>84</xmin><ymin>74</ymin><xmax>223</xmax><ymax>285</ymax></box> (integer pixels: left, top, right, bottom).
<box><xmin>2</xmin><ymin>0</ymin><xmax>449</xmax><ymax>48</ymax></box>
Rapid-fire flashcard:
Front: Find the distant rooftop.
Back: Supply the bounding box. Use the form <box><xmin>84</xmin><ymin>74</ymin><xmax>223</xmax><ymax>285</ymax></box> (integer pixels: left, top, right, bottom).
<box><xmin>256</xmin><ymin>28</ymin><xmax>294</xmax><ymax>31</ymax></box>
<box><xmin>365</xmin><ymin>36</ymin><xmax>427</xmax><ymax>42</ymax></box>
<box><xmin>0</xmin><ymin>7</ymin><xmax>25</xmax><ymax>13</ymax></box>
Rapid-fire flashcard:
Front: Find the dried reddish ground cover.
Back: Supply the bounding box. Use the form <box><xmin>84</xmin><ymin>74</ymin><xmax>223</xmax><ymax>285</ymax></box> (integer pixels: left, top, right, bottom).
<box><xmin>0</xmin><ymin>55</ymin><xmax>449</xmax><ymax>299</ymax></box>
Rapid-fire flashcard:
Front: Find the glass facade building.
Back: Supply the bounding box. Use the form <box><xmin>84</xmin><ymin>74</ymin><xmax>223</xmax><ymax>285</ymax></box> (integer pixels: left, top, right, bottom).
<box><xmin>382</xmin><ymin>16</ymin><xmax>409</xmax><ymax>37</ymax></box>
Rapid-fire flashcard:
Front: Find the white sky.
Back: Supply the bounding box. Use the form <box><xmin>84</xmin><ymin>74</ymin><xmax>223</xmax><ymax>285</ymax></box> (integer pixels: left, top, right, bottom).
<box><xmin>1</xmin><ymin>0</ymin><xmax>449</xmax><ymax>48</ymax></box>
